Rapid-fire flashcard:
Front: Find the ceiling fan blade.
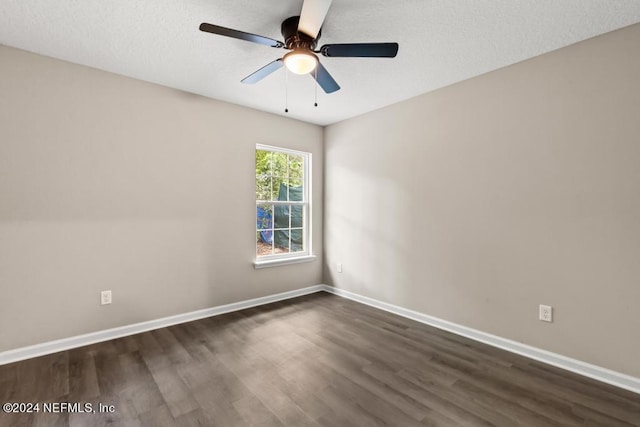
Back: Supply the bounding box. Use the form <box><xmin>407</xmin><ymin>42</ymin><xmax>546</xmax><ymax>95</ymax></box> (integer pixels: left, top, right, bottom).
<box><xmin>199</xmin><ymin>23</ymin><xmax>284</xmax><ymax>48</ymax></box>
<box><xmin>298</xmin><ymin>0</ymin><xmax>332</xmax><ymax>39</ymax></box>
<box><xmin>241</xmin><ymin>59</ymin><xmax>284</xmax><ymax>84</ymax></box>
<box><xmin>320</xmin><ymin>43</ymin><xmax>399</xmax><ymax>58</ymax></box>
<box><xmin>311</xmin><ymin>62</ymin><xmax>340</xmax><ymax>93</ymax></box>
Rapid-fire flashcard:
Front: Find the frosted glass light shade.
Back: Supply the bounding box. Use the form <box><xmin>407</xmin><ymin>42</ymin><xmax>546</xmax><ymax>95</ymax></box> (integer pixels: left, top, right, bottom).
<box><xmin>284</xmin><ymin>50</ymin><xmax>318</xmax><ymax>75</ymax></box>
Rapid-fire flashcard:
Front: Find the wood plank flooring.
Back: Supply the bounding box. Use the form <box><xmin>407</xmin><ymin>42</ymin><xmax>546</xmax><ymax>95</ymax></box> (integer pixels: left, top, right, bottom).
<box><xmin>1</xmin><ymin>292</ymin><xmax>639</xmax><ymax>426</ymax></box>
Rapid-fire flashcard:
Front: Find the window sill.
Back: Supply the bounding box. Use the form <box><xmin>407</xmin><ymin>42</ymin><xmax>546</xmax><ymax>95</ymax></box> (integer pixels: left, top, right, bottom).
<box><xmin>254</xmin><ymin>255</ymin><xmax>316</xmax><ymax>269</ymax></box>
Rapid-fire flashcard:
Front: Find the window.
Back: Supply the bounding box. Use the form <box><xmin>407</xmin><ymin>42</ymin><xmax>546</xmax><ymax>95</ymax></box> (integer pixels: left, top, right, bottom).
<box><xmin>255</xmin><ymin>145</ymin><xmax>313</xmax><ymax>267</ymax></box>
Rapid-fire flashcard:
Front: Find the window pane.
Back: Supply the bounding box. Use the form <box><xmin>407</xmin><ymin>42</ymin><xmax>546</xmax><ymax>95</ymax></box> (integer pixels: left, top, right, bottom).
<box><xmin>290</xmin><ymin>204</ymin><xmax>303</xmax><ymax>228</ymax></box>
<box><xmin>282</xmin><ymin>180</ymin><xmax>304</xmax><ymax>201</ymax></box>
<box><xmin>273</xmin><ymin>204</ymin><xmax>290</xmax><ymax>230</ymax></box>
<box><xmin>290</xmin><ymin>229</ymin><xmax>304</xmax><ymax>253</ymax></box>
<box><xmin>256</xmin><ymin>231</ymin><xmax>273</xmax><ymax>256</ymax></box>
<box><xmin>289</xmin><ymin>154</ymin><xmax>304</xmax><ymax>179</ymax></box>
<box><xmin>256</xmin><ymin>174</ymin><xmax>272</xmax><ymax>201</ymax></box>
<box><xmin>272</xmin><ymin>178</ymin><xmax>286</xmax><ymax>201</ymax></box>
<box><xmin>256</xmin><ymin>150</ymin><xmax>271</xmax><ymax>169</ymax></box>
<box><xmin>256</xmin><ymin>150</ymin><xmax>271</xmax><ymax>175</ymax></box>
<box><xmin>272</xmin><ymin>152</ymin><xmax>288</xmax><ymax>177</ymax></box>
<box><xmin>273</xmin><ymin>230</ymin><xmax>291</xmax><ymax>253</ymax></box>
<box><xmin>257</xmin><ymin>205</ymin><xmax>273</xmax><ymax>230</ymax></box>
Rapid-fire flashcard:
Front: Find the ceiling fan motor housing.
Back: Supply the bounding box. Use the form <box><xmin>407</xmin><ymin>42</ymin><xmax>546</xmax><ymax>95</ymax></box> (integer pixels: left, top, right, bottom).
<box><xmin>281</xmin><ymin>16</ymin><xmax>319</xmax><ymax>50</ymax></box>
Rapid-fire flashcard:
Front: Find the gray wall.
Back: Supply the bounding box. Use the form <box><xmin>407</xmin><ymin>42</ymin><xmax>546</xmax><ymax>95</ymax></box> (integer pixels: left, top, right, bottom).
<box><xmin>0</xmin><ymin>46</ymin><xmax>323</xmax><ymax>351</ymax></box>
<box><xmin>324</xmin><ymin>24</ymin><xmax>640</xmax><ymax>377</ymax></box>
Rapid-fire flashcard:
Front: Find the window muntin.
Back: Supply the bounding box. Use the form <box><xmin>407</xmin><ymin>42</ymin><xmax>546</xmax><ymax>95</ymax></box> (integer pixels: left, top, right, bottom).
<box><xmin>256</xmin><ymin>145</ymin><xmax>310</xmax><ymax>260</ymax></box>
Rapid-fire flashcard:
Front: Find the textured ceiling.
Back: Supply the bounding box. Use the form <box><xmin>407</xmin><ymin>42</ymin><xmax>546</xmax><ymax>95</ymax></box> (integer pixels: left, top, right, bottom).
<box><xmin>1</xmin><ymin>1</ymin><xmax>640</xmax><ymax>125</ymax></box>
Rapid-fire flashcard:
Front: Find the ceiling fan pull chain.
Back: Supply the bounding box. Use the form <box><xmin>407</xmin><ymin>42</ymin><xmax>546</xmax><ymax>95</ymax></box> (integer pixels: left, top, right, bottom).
<box><xmin>314</xmin><ymin>66</ymin><xmax>318</xmax><ymax>107</ymax></box>
<box><xmin>285</xmin><ymin>66</ymin><xmax>289</xmax><ymax>113</ymax></box>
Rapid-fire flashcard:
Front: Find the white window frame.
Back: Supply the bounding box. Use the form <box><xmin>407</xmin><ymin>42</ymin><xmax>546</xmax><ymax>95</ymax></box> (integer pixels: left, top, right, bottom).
<box><xmin>254</xmin><ymin>144</ymin><xmax>315</xmax><ymax>269</ymax></box>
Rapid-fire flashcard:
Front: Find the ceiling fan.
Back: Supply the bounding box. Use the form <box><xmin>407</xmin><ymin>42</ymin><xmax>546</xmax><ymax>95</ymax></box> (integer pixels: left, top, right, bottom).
<box><xmin>199</xmin><ymin>0</ymin><xmax>398</xmax><ymax>94</ymax></box>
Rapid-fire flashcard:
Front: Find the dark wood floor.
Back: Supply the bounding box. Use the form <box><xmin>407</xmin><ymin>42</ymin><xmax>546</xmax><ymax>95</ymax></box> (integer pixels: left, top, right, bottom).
<box><xmin>1</xmin><ymin>292</ymin><xmax>639</xmax><ymax>426</ymax></box>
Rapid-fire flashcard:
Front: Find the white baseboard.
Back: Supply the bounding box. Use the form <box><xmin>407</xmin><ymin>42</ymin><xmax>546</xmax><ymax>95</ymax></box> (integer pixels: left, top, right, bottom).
<box><xmin>3</xmin><ymin>283</ymin><xmax>638</xmax><ymax>396</ymax></box>
<box><xmin>321</xmin><ymin>285</ymin><xmax>640</xmax><ymax>395</ymax></box>
<box><xmin>0</xmin><ymin>285</ymin><xmax>325</xmax><ymax>365</ymax></box>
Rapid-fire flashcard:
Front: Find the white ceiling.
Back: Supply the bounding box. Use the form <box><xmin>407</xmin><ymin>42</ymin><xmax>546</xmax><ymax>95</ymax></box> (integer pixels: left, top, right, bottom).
<box><xmin>1</xmin><ymin>1</ymin><xmax>640</xmax><ymax>126</ymax></box>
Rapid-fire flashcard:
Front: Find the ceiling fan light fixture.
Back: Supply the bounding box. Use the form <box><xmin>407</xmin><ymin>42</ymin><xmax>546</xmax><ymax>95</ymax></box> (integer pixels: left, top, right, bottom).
<box><xmin>283</xmin><ymin>49</ymin><xmax>318</xmax><ymax>75</ymax></box>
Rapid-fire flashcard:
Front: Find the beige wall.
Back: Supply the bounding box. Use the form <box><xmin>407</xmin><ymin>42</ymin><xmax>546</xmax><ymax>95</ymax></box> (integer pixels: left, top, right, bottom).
<box><xmin>0</xmin><ymin>46</ymin><xmax>323</xmax><ymax>351</ymax></box>
<box><xmin>324</xmin><ymin>24</ymin><xmax>640</xmax><ymax>377</ymax></box>
<box><xmin>2</xmin><ymin>22</ymin><xmax>640</xmax><ymax>379</ymax></box>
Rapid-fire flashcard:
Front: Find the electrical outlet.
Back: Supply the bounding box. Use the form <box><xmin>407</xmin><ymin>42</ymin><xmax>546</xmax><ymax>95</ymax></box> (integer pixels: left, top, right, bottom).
<box><xmin>101</xmin><ymin>290</ymin><xmax>112</xmax><ymax>305</ymax></box>
<box><xmin>539</xmin><ymin>304</ymin><xmax>552</xmax><ymax>322</ymax></box>
<box><xmin>337</xmin><ymin>263</ymin><xmax>342</xmax><ymax>273</ymax></box>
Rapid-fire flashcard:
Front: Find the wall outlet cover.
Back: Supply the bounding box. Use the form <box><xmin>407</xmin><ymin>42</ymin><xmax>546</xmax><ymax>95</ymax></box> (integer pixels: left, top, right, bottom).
<box><xmin>539</xmin><ymin>304</ymin><xmax>552</xmax><ymax>322</ymax></box>
<box><xmin>101</xmin><ymin>290</ymin><xmax>112</xmax><ymax>305</ymax></box>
